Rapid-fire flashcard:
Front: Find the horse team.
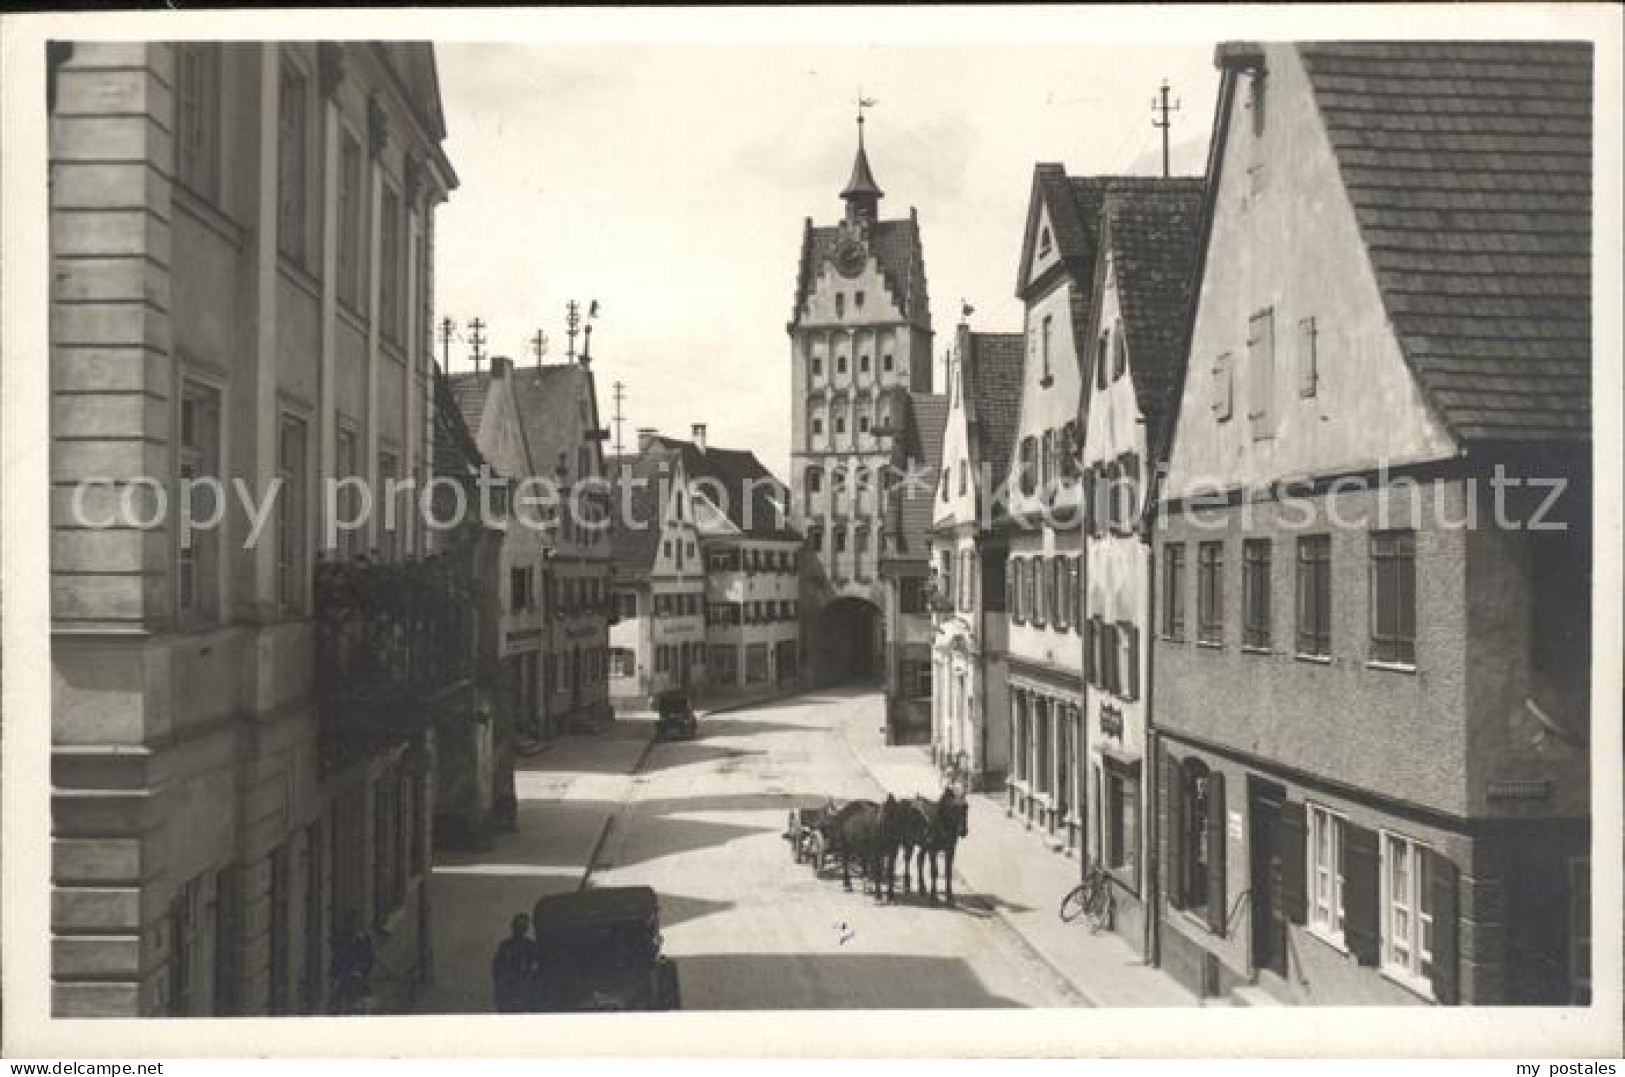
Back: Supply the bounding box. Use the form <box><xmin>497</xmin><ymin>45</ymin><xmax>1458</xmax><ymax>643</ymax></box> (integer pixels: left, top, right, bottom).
<box><xmin>817</xmin><ymin>789</ymin><xmax>970</xmax><ymax>906</ymax></box>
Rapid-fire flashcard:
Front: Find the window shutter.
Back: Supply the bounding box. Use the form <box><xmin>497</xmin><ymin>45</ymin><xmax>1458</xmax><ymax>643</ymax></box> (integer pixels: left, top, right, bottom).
<box><xmin>1084</xmin><ymin>618</ymin><xmax>1097</xmax><ymax>683</ymax></box>
<box><xmin>1279</xmin><ymin>800</ymin><xmax>1308</xmax><ymax>925</ymax></box>
<box><xmin>1428</xmin><ymin>849</ymin><xmax>1460</xmax><ymax>1004</ymax></box>
<box><xmin>1126</xmin><ymin>625</ymin><xmax>1140</xmax><ymax>701</ymax></box>
<box><xmin>1212</xmin><ymin>354</ymin><xmax>1233</xmax><ymax>420</ymax></box>
<box><xmin>1205</xmin><ymin>770</ymin><xmax>1227</xmax><ymax>935</ymax></box>
<box><xmin>1161</xmin><ymin>747</ymin><xmax>1184</xmax><ymax>909</ymax></box>
<box><xmin>1297</xmin><ymin>316</ymin><xmax>1318</xmax><ymax>398</ymax></box>
<box><xmin>1342</xmin><ymin>822</ymin><xmax>1381</xmax><ymax>966</ymax></box>
<box><xmin>1248</xmin><ymin>309</ymin><xmax>1276</xmax><ymax>439</ymax></box>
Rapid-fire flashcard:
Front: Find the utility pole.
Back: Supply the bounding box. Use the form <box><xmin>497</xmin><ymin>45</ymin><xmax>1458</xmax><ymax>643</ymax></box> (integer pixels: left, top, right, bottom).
<box><xmin>468</xmin><ymin>317</ymin><xmax>487</xmax><ymax>373</ymax></box>
<box><xmin>531</xmin><ymin>328</ymin><xmax>549</xmax><ymax>368</ymax></box>
<box><xmin>565</xmin><ymin>301</ymin><xmax>581</xmax><ymax>361</ymax></box>
<box><xmin>439</xmin><ymin>316</ymin><xmax>455</xmax><ymax>371</ymax></box>
<box><xmin>612</xmin><ymin>380</ymin><xmax>627</xmax><ymax>459</ymax></box>
<box><xmin>1152</xmin><ymin>78</ymin><xmax>1181</xmax><ymax>178</ymax></box>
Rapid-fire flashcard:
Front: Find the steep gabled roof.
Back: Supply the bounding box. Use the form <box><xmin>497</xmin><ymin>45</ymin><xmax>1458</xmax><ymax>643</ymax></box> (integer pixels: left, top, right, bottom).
<box><xmin>1098</xmin><ymin>179</ymin><xmax>1206</xmax><ymax>449</ymax></box>
<box><xmin>1297</xmin><ymin>40</ymin><xmax>1592</xmax><ymax>442</ymax></box>
<box><xmin>432</xmin><ymin>363</ymin><xmax>485</xmax><ymax>479</ymax></box>
<box><xmin>791</xmin><ymin>215</ymin><xmax>932</xmax><ymax>328</ymax></box>
<box><xmin>895</xmin><ymin>392</ymin><xmax>950</xmax><ymax>555</ymax></box>
<box><xmin>446</xmin><ymin>370</ymin><xmax>492</xmax><ymax>439</ymax></box>
<box><xmin>963</xmin><ymin>332</ymin><xmax>1025</xmax><ymax>485</ymax></box>
<box><xmin>636</xmin><ymin>436</ymin><xmax>800</xmax><ymax>541</ymax></box>
<box><xmin>510</xmin><ymin>364</ymin><xmax>591</xmax><ymax>482</ymax></box>
<box><xmin>609</xmin><ymin>479</ymin><xmax>663</xmax><ymax>578</ymax></box>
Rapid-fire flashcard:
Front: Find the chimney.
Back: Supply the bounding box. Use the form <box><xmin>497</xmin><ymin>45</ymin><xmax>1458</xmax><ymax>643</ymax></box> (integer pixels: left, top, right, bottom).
<box><xmin>691</xmin><ymin>424</ymin><xmax>707</xmax><ymax>453</ymax></box>
<box><xmin>637</xmin><ymin>428</ymin><xmax>658</xmax><ymax>453</ymax></box>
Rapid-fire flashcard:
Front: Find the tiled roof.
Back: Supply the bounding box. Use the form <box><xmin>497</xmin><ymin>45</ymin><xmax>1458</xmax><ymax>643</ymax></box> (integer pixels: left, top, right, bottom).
<box><xmin>964</xmin><ymin>332</ymin><xmax>1026</xmax><ymax>485</ymax></box>
<box><xmin>609</xmin><ymin>479</ymin><xmax>663</xmax><ymax>578</ymax></box>
<box><xmin>510</xmin><ymin>364</ymin><xmax>590</xmax><ymax>481</ymax></box>
<box><xmin>793</xmin><ymin>216</ymin><xmax>931</xmax><ymax>327</ymax></box>
<box><xmin>1100</xmin><ymin>179</ymin><xmax>1206</xmax><ymax>448</ymax></box>
<box><xmin>896</xmin><ymin>392</ymin><xmax>949</xmax><ymax>556</ymax></box>
<box><xmin>636</xmin><ymin>437</ymin><xmax>801</xmax><ymax>540</ymax></box>
<box><xmin>1298</xmin><ymin>41</ymin><xmax>1592</xmax><ymax>442</ymax></box>
<box><xmin>432</xmin><ymin>363</ymin><xmax>485</xmax><ymax>479</ymax></box>
<box><xmin>446</xmin><ymin>371</ymin><xmax>492</xmax><ymax>444</ymax></box>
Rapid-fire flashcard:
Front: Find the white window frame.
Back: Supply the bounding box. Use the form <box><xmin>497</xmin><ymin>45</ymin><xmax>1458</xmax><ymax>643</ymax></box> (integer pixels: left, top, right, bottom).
<box><xmin>1379</xmin><ymin>829</ymin><xmax>1436</xmax><ymax>998</ymax></box>
<box><xmin>1306</xmin><ymin>803</ymin><xmax>1347</xmax><ymax>949</ymax></box>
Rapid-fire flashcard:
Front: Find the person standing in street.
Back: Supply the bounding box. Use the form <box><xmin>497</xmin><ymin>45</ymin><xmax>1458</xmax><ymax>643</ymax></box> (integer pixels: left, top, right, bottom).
<box><xmin>491</xmin><ymin>912</ymin><xmax>541</xmax><ymax>1013</ymax></box>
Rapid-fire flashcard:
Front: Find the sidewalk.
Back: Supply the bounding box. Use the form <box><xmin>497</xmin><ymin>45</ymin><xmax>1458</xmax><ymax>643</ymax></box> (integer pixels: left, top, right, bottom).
<box><xmin>835</xmin><ymin>698</ymin><xmax>1199</xmax><ymax>1008</ymax></box>
<box><xmin>418</xmin><ymin>714</ymin><xmax>656</xmax><ymax>1012</ymax></box>
<box><xmin>420</xmin><ymin>690</ymin><xmax>806</xmax><ymax>1011</ymax></box>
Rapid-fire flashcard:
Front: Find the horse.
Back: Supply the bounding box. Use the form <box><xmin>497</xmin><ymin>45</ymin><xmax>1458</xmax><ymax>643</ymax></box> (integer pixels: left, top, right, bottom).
<box><xmin>886</xmin><ymin>797</ymin><xmax>933</xmax><ymax>896</ymax></box>
<box><xmin>820</xmin><ymin>797</ymin><xmax>912</xmax><ymax>902</ymax></box>
<box><xmin>913</xmin><ymin>788</ymin><xmax>971</xmax><ymax>905</ymax></box>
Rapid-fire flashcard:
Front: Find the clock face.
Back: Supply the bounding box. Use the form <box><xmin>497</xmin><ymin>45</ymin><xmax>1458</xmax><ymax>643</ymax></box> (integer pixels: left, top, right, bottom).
<box><xmin>834</xmin><ymin>237</ymin><xmax>866</xmax><ymax>279</ymax></box>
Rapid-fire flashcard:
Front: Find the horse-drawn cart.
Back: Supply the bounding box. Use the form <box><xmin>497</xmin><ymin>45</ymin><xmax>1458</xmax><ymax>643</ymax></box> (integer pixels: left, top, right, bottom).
<box><xmin>783</xmin><ymin>800</ymin><xmax>841</xmax><ymax>873</ymax></box>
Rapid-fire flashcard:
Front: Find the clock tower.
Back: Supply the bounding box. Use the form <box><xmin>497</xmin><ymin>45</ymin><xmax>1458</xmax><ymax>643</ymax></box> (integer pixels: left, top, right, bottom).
<box><xmin>788</xmin><ymin>115</ymin><xmax>943</xmax><ymax>730</ymax></box>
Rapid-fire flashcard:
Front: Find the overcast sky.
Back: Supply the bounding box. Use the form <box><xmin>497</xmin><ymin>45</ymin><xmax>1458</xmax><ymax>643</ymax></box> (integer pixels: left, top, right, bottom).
<box><xmin>434</xmin><ymin>39</ymin><xmax>1217</xmax><ymax>480</ymax></box>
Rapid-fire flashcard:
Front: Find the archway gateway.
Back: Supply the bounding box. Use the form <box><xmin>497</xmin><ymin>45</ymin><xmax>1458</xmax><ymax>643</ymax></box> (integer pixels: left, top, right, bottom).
<box><xmin>812</xmin><ymin>596</ymin><xmax>884</xmax><ymax>685</ymax></box>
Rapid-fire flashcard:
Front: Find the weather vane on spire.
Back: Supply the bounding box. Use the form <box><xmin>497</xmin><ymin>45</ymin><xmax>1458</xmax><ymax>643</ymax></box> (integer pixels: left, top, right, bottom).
<box><xmin>856</xmin><ymin>88</ymin><xmax>877</xmax><ymax>144</ymax></box>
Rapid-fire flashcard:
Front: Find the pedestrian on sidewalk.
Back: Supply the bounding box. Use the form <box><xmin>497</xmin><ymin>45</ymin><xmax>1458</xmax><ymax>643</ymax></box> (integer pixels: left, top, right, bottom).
<box><xmin>330</xmin><ymin>910</ymin><xmax>376</xmax><ymax>1015</ymax></box>
<box><xmin>491</xmin><ymin>912</ymin><xmax>541</xmax><ymax>1013</ymax></box>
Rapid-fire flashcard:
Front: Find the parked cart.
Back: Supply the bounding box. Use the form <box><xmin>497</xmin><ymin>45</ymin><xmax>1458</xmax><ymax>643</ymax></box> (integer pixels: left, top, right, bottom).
<box><xmin>783</xmin><ymin>800</ymin><xmax>842</xmax><ymax>873</ymax></box>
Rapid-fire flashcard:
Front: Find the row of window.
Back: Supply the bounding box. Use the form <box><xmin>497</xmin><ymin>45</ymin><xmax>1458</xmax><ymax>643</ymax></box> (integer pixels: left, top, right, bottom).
<box><xmin>1008</xmin><ymin>555</ymin><xmax>1083</xmax><ymax>633</ymax></box>
<box><xmin>705</xmin><ymin>600</ymin><xmax>800</xmax><ymax>626</ymax></box>
<box><xmin>1081</xmin><ymin>452</ymin><xmax>1143</xmax><ymax>536</ymax></box>
<box><xmin>805</xmin><ymin>464</ymin><xmax>886</xmax><ymax>510</ymax></box>
<box><xmin>166</xmin><ymin>765</ymin><xmax>425</xmax><ymax>1017</ymax></box>
<box><xmin>1207</xmin><ymin>308</ymin><xmax>1322</xmax><ymax>439</ymax></box>
<box><xmin>661</xmin><ymin>537</ymin><xmax>697</xmax><ymax>570</ymax></box>
<box><xmin>936</xmin><ymin>548</ymin><xmax>981</xmax><ymax>613</ymax></box>
<box><xmin>1162</xmin><ymin>531</ymin><xmax>1416</xmax><ymax>666</ymax></box>
<box><xmin>652</xmin><ymin>592</ymin><xmax>703</xmax><ymax>618</ymax></box>
<box><xmin>706</xmin><ymin>547</ymin><xmax>800</xmax><ymax>574</ymax></box>
<box><xmin>261</xmin><ymin>47</ymin><xmax>416</xmax><ymax>344</ymax></box>
<box><xmin>1015</xmin><ymin>423</ymin><xmax>1082</xmax><ymax>498</ymax></box>
<box><xmin>1084</xmin><ymin>617</ymin><xmax>1141</xmax><ymax>702</ymax></box>
<box><xmin>808</xmin><ymin>349</ymin><xmax>896</xmax><ymax>378</ymax></box>
<box><xmin>808</xmin><ymin>524</ymin><xmax>878</xmax><ymax>557</ymax></box>
<box><xmin>543</xmin><ymin>644</ymin><xmax>610</xmax><ymax>694</ymax></box>
<box><xmin>1009</xmin><ymin>690</ymin><xmax>1081</xmax><ymax>815</ymax></box>
<box><xmin>807</xmin><ymin>395</ymin><xmax>896</xmax><ymax>441</ymax></box>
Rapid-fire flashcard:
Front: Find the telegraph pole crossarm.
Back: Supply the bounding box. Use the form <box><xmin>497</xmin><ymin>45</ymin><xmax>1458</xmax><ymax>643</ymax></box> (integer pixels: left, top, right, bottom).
<box><xmin>1152</xmin><ymin>78</ymin><xmax>1182</xmax><ymax>179</ymax></box>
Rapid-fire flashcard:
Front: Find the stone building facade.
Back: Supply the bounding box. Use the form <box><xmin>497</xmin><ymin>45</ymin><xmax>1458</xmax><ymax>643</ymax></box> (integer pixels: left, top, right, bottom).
<box><xmin>48</xmin><ymin>41</ymin><xmax>458</xmax><ymax>1015</ymax></box>
<box><xmin>787</xmin><ymin>120</ymin><xmax>943</xmax><ymax>737</ymax></box>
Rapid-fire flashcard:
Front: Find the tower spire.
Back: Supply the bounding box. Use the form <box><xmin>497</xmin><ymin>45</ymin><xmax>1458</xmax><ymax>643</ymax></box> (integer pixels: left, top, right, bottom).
<box><xmin>842</xmin><ymin>92</ymin><xmax>883</xmax><ymax>224</ymax></box>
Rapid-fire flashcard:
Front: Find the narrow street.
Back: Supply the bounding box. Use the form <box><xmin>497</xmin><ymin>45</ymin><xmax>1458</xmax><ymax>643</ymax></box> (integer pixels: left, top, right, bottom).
<box><xmin>421</xmin><ymin>688</ymin><xmax>1087</xmax><ymax>1011</ymax></box>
